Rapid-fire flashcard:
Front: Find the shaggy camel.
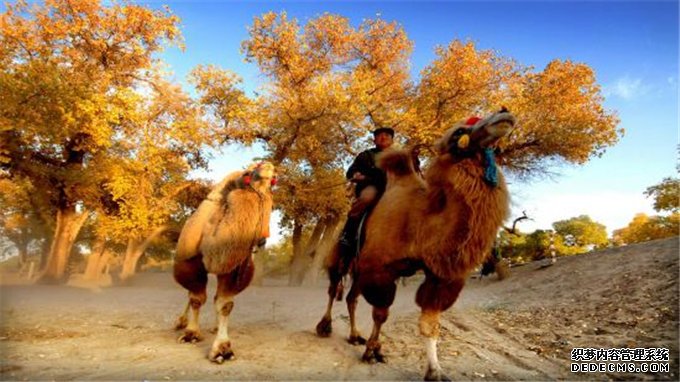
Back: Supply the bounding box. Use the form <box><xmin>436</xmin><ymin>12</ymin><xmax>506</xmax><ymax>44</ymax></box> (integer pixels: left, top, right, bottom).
<box><xmin>316</xmin><ymin>109</ymin><xmax>515</xmax><ymax>380</ymax></box>
<box><xmin>173</xmin><ymin>162</ymin><xmax>275</xmax><ymax>363</ymax></box>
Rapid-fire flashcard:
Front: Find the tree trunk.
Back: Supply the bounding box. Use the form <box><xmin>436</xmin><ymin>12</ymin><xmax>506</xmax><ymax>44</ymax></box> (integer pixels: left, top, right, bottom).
<box><xmin>16</xmin><ymin>239</ymin><xmax>28</xmax><ymax>271</ymax></box>
<box><xmin>303</xmin><ymin>216</ymin><xmax>341</xmax><ymax>286</ymax></box>
<box><xmin>289</xmin><ymin>218</ymin><xmax>334</xmax><ymax>286</ymax></box>
<box><xmin>295</xmin><ymin>219</ymin><xmax>327</xmax><ymax>286</ymax></box>
<box><xmin>83</xmin><ymin>238</ymin><xmax>106</xmax><ymax>281</ymax></box>
<box><xmin>39</xmin><ymin>238</ymin><xmax>51</xmax><ymax>270</ymax></box>
<box><xmin>37</xmin><ymin>207</ymin><xmax>88</xmax><ymax>284</ymax></box>
<box><xmin>119</xmin><ymin>238</ymin><xmax>143</xmax><ymax>283</ymax></box>
<box><xmin>119</xmin><ymin>226</ymin><xmax>169</xmax><ymax>282</ymax></box>
<box><xmin>288</xmin><ymin>220</ymin><xmax>308</xmax><ymax>286</ymax></box>
<box><xmin>304</xmin><ymin>220</ymin><xmax>326</xmax><ymax>257</ymax></box>
<box><xmin>97</xmin><ymin>249</ymin><xmax>112</xmax><ymax>277</ymax></box>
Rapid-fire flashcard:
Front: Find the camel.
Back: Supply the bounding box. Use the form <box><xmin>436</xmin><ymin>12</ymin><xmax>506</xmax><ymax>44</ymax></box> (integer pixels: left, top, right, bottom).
<box><xmin>316</xmin><ymin>109</ymin><xmax>515</xmax><ymax>380</ymax></box>
<box><xmin>173</xmin><ymin>161</ymin><xmax>275</xmax><ymax>363</ymax></box>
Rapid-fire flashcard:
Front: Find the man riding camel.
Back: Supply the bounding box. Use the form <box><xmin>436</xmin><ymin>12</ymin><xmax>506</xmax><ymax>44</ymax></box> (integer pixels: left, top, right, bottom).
<box><xmin>338</xmin><ymin>127</ymin><xmax>395</xmax><ymax>255</ymax></box>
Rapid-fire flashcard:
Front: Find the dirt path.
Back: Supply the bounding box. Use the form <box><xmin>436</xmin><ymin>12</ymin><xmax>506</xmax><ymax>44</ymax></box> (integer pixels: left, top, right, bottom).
<box><xmin>1</xmin><ymin>238</ymin><xmax>677</xmax><ymax>380</ymax></box>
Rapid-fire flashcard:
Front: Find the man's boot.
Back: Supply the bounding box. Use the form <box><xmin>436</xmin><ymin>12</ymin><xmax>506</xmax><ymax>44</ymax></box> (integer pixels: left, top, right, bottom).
<box><xmin>338</xmin><ymin>216</ymin><xmax>360</xmax><ymax>258</ymax></box>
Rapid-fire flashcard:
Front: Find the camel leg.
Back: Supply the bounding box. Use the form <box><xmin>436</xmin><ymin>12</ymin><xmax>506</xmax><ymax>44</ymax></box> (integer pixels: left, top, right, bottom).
<box><xmin>359</xmin><ymin>271</ymin><xmax>397</xmax><ymax>363</ymax></box>
<box><xmin>316</xmin><ymin>291</ymin><xmax>336</xmax><ymax>337</ymax></box>
<box><xmin>209</xmin><ymin>257</ymin><xmax>254</xmax><ymax>363</ymax></box>
<box><xmin>315</xmin><ymin>248</ymin><xmax>347</xmax><ymax>337</ymax></box>
<box><xmin>346</xmin><ymin>277</ymin><xmax>366</xmax><ymax>345</ymax></box>
<box><xmin>175</xmin><ymin>301</ymin><xmax>190</xmax><ymax>330</ymax></box>
<box><xmin>173</xmin><ymin>255</ymin><xmax>208</xmax><ymax>343</ymax></box>
<box><xmin>210</xmin><ymin>293</ymin><xmax>235</xmax><ymax>363</ymax></box>
<box><xmin>416</xmin><ymin>274</ymin><xmax>465</xmax><ymax>381</ymax></box>
<box><xmin>362</xmin><ymin>306</ymin><xmax>389</xmax><ymax>363</ymax></box>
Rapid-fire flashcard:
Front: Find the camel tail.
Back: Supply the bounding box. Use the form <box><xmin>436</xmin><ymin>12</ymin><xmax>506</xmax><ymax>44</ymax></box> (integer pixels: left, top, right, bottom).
<box><xmin>377</xmin><ymin>149</ymin><xmax>416</xmax><ymax>177</ymax></box>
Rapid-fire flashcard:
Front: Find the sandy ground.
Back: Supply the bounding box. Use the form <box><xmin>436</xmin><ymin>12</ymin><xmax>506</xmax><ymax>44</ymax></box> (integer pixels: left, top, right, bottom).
<box><xmin>0</xmin><ymin>237</ymin><xmax>677</xmax><ymax>381</ymax></box>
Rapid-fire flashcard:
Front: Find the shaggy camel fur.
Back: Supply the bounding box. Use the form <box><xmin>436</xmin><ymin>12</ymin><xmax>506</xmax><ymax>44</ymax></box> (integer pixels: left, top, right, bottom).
<box><xmin>173</xmin><ymin>162</ymin><xmax>275</xmax><ymax>363</ymax></box>
<box><xmin>316</xmin><ymin>109</ymin><xmax>515</xmax><ymax>380</ymax></box>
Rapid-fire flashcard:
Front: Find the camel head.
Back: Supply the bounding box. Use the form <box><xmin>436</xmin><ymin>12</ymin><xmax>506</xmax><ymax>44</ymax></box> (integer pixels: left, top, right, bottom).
<box><xmin>435</xmin><ymin>108</ymin><xmax>515</xmax><ymax>187</ymax></box>
<box><xmin>436</xmin><ymin>107</ymin><xmax>516</xmax><ymax>158</ymax></box>
<box><xmin>240</xmin><ymin>161</ymin><xmax>277</xmax><ymax>192</ymax></box>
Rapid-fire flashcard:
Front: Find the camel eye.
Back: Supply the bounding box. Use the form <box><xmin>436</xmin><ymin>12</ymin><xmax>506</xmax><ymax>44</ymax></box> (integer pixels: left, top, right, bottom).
<box><xmin>457</xmin><ymin>134</ymin><xmax>470</xmax><ymax>149</ymax></box>
<box><xmin>450</xmin><ymin>127</ymin><xmax>471</xmax><ymax>148</ymax></box>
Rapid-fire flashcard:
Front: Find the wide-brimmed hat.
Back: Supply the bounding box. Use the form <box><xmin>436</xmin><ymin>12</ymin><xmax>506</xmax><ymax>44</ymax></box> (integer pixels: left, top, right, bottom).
<box><xmin>372</xmin><ymin>127</ymin><xmax>395</xmax><ymax>137</ymax></box>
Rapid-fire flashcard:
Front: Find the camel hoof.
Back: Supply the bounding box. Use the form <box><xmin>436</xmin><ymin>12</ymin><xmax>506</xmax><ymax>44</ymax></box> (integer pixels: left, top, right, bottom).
<box><xmin>209</xmin><ymin>342</ymin><xmax>235</xmax><ymax>364</ymax></box>
<box><xmin>316</xmin><ymin>317</ymin><xmax>332</xmax><ymax>337</ymax></box>
<box><xmin>174</xmin><ymin>316</ymin><xmax>188</xmax><ymax>330</ymax></box>
<box><xmin>347</xmin><ymin>334</ymin><xmax>367</xmax><ymax>345</ymax></box>
<box><xmin>361</xmin><ymin>348</ymin><xmax>387</xmax><ymax>364</ymax></box>
<box><xmin>177</xmin><ymin>330</ymin><xmax>203</xmax><ymax>344</ymax></box>
<box><xmin>424</xmin><ymin>367</ymin><xmax>450</xmax><ymax>381</ymax></box>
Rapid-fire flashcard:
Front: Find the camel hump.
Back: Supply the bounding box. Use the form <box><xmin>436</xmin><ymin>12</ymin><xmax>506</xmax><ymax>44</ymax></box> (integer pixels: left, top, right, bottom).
<box><xmin>377</xmin><ymin>148</ymin><xmax>415</xmax><ymax>177</ymax></box>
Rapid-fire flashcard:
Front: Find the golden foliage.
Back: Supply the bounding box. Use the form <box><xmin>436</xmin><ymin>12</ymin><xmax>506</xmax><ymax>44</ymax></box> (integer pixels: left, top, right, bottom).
<box><xmin>644</xmin><ymin>177</ymin><xmax>680</xmax><ymax>213</ymax></box>
<box><xmin>1</xmin><ymin>5</ymin><xmax>624</xmax><ymax>272</ymax></box>
<box><xmin>235</xmin><ymin>12</ymin><xmax>414</xmax><ymax>228</ymax></box>
<box><xmin>501</xmin><ymin>60</ymin><xmax>622</xmax><ymax>176</ymax></box>
<box><xmin>402</xmin><ymin>41</ymin><xmax>621</xmax><ymax>177</ymax></box>
<box><xmin>613</xmin><ymin>213</ymin><xmax>679</xmax><ymax>245</ymax></box>
<box><xmin>0</xmin><ymin>0</ymin><xmax>214</xmax><ymax>279</ymax></box>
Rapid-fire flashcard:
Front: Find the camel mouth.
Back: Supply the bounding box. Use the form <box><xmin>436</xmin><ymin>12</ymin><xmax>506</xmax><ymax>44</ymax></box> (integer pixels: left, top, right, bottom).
<box><xmin>258</xmin><ymin>168</ymin><xmax>275</xmax><ymax>180</ymax></box>
<box><xmin>469</xmin><ymin>111</ymin><xmax>516</xmax><ymax>148</ymax></box>
<box><xmin>476</xmin><ymin>120</ymin><xmax>514</xmax><ymax>147</ymax></box>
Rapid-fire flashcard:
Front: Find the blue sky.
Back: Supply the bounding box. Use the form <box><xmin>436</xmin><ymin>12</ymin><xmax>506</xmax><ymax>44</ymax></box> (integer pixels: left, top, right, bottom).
<box><xmin>147</xmin><ymin>0</ymin><xmax>678</xmax><ymax>240</ymax></box>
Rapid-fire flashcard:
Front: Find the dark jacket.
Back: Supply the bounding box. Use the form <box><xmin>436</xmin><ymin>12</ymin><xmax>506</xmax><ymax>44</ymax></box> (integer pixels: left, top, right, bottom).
<box><xmin>346</xmin><ymin>147</ymin><xmax>387</xmax><ymax>197</ymax></box>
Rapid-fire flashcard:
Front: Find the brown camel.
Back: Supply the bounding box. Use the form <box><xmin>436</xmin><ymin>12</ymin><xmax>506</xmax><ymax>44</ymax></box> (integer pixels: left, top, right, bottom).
<box><xmin>316</xmin><ymin>109</ymin><xmax>515</xmax><ymax>380</ymax></box>
<box><xmin>173</xmin><ymin>161</ymin><xmax>275</xmax><ymax>363</ymax></box>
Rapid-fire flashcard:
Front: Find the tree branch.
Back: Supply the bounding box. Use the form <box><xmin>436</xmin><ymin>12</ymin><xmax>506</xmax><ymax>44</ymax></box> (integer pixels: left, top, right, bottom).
<box><xmin>503</xmin><ymin>211</ymin><xmax>531</xmax><ymax>235</ymax></box>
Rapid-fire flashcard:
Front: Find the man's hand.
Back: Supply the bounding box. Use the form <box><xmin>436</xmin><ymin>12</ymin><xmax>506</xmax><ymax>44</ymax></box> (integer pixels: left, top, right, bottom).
<box><xmin>351</xmin><ymin>172</ymin><xmax>366</xmax><ymax>182</ymax></box>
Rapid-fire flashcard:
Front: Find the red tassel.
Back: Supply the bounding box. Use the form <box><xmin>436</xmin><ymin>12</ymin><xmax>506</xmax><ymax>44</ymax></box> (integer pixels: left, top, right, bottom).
<box><xmin>465</xmin><ymin>116</ymin><xmax>482</xmax><ymax>126</ymax></box>
<box><xmin>270</xmin><ymin>177</ymin><xmax>277</xmax><ymax>186</ymax></box>
<box><xmin>243</xmin><ymin>174</ymin><xmax>251</xmax><ymax>185</ymax></box>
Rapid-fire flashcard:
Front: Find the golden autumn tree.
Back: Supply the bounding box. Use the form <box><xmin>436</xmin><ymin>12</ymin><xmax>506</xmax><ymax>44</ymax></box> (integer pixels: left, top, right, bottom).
<box><xmin>103</xmin><ymin>79</ymin><xmax>217</xmax><ymax>281</ymax></box>
<box><xmin>552</xmin><ymin>215</ymin><xmax>608</xmax><ymax>253</ymax></box>
<box><xmin>345</xmin><ymin>17</ymin><xmax>413</xmax><ymax>133</ymax></box>
<box><xmin>612</xmin><ymin>213</ymin><xmax>679</xmax><ymax>245</ymax></box>
<box><xmin>0</xmin><ymin>0</ymin><xmax>187</xmax><ymax>283</ymax></box>
<box><xmin>644</xmin><ymin>177</ymin><xmax>680</xmax><ymax>214</ymax></box>
<box><xmin>403</xmin><ymin>41</ymin><xmax>621</xmax><ymax>178</ymax></box>
<box><xmin>500</xmin><ymin>60</ymin><xmax>622</xmax><ymax>177</ymax></box>
<box><xmin>175</xmin><ymin>12</ymin><xmax>409</xmax><ymax>285</ymax></box>
<box><xmin>613</xmin><ymin>176</ymin><xmax>679</xmax><ymax>245</ymax></box>
<box><xmin>403</xmin><ymin>41</ymin><xmax>524</xmax><ymax>144</ymax></box>
<box><xmin>238</xmin><ymin>12</ymin><xmax>414</xmax><ymax>285</ymax></box>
